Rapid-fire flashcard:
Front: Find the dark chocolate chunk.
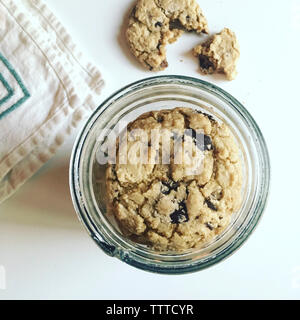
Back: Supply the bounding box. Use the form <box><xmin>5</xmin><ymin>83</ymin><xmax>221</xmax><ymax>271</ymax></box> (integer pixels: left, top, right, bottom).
<box><xmin>169</xmin><ymin>19</ymin><xmax>186</xmax><ymax>31</ymax></box>
<box><xmin>205</xmin><ymin>223</ymin><xmax>214</xmax><ymax>231</ymax></box>
<box><xmin>205</xmin><ymin>199</ymin><xmax>218</xmax><ymax>211</ymax></box>
<box><xmin>157</xmin><ymin>115</ymin><xmax>164</xmax><ymax>123</ymax></box>
<box><xmin>184</xmin><ymin>128</ymin><xmax>197</xmax><ymax>140</ymax></box>
<box><xmin>155</xmin><ymin>21</ymin><xmax>163</xmax><ymax>28</ymax></box>
<box><xmin>161</xmin><ymin>180</ymin><xmax>179</xmax><ymax>195</ymax></box>
<box><xmin>199</xmin><ymin>54</ymin><xmax>214</xmax><ymax>70</ymax></box>
<box><xmin>183</xmin><ymin>129</ymin><xmax>213</xmax><ymax>151</ymax></box>
<box><xmin>131</xmin><ymin>6</ymin><xmax>136</xmax><ymax>17</ymax></box>
<box><xmin>170</xmin><ymin>201</ymin><xmax>189</xmax><ymax>224</ymax></box>
<box><xmin>196</xmin><ymin>110</ymin><xmax>216</xmax><ymax>122</ymax></box>
<box><xmin>211</xmin><ymin>189</ymin><xmax>223</xmax><ymax>201</ymax></box>
<box><xmin>203</xmin><ymin>134</ymin><xmax>213</xmax><ymax>151</ymax></box>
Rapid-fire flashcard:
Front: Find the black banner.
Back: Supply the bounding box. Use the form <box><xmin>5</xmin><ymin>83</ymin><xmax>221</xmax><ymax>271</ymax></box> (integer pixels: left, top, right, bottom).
<box><xmin>0</xmin><ymin>300</ymin><xmax>298</xmax><ymax>317</ymax></box>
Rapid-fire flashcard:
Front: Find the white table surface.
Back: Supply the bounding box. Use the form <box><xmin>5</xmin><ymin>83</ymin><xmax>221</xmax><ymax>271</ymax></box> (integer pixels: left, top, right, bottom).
<box><xmin>1</xmin><ymin>0</ymin><xmax>300</xmax><ymax>300</ymax></box>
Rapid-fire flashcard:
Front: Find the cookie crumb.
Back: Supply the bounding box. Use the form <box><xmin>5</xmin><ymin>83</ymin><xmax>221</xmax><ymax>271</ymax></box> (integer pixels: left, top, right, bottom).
<box><xmin>193</xmin><ymin>28</ymin><xmax>240</xmax><ymax>80</ymax></box>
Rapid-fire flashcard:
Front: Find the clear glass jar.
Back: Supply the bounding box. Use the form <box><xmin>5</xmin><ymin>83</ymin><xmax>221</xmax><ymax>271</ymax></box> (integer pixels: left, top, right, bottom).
<box><xmin>69</xmin><ymin>76</ymin><xmax>270</xmax><ymax>274</ymax></box>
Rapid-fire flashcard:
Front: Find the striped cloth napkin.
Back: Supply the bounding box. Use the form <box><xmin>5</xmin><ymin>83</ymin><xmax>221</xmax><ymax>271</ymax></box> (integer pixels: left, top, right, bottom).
<box><xmin>0</xmin><ymin>0</ymin><xmax>104</xmax><ymax>203</ymax></box>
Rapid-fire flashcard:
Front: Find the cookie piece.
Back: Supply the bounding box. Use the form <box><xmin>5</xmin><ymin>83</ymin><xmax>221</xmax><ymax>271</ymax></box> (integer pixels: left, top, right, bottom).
<box><xmin>126</xmin><ymin>0</ymin><xmax>208</xmax><ymax>71</ymax></box>
<box><xmin>106</xmin><ymin>108</ymin><xmax>243</xmax><ymax>251</ymax></box>
<box><xmin>193</xmin><ymin>28</ymin><xmax>240</xmax><ymax>80</ymax></box>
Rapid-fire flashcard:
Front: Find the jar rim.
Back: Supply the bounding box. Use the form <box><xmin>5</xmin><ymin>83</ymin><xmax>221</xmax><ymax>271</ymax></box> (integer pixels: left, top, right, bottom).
<box><xmin>70</xmin><ymin>75</ymin><xmax>270</xmax><ymax>274</ymax></box>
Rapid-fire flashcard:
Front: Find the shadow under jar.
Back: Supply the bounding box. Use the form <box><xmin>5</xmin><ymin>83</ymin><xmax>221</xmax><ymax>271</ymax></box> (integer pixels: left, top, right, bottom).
<box><xmin>70</xmin><ymin>76</ymin><xmax>270</xmax><ymax>274</ymax></box>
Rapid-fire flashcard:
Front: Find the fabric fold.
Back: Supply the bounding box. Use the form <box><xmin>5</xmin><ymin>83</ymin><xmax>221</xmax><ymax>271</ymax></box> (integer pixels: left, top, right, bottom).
<box><xmin>0</xmin><ymin>0</ymin><xmax>104</xmax><ymax>203</ymax></box>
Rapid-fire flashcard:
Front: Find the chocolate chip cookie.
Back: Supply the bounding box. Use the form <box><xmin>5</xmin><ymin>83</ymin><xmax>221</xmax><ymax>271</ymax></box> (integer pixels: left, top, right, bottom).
<box><xmin>126</xmin><ymin>0</ymin><xmax>208</xmax><ymax>71</ymax></box>
<box><xmin>193</xmin><ymin>28</ymin><xmax>240</xmax><ymax>80</ymax></box>
<box><xmin>106</xmin><ymin>107</ymin><xmax>243</xmax><ymax>251</ymax></box>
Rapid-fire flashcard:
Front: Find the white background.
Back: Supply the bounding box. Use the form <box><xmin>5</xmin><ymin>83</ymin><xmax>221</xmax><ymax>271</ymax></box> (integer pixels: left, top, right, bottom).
<box><xmin>1</xmin><ymin>0</ymin><xmax>300</xmax><ymax>299</ymax></box>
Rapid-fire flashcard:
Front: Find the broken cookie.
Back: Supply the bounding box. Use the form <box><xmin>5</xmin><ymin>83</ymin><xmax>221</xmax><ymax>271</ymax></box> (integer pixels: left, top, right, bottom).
<box><xmin>193</xmin><ymin>28</ymin><xmax>240</xmax><ymax>80</ymax></box>
<box><xmin>126</xmin><ymin>0</ymin><xmax>208</xmax><ymax>71</ymax></box>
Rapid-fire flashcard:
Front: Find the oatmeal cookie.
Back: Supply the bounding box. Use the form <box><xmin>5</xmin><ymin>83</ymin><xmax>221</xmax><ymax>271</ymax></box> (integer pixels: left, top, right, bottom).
<box><xmin>106</xmin><ymin>107</ymin><xmax>243</xmax><ymax>251</ymax></box>
<box><xmin>126</xmin><ymin>0</ymin><xmax>208</xmax><ymax>71</ymax></box>
<box><xmin>193</xmin><ymin>28</ymin><xmax>240</xmax><ymax>80</ymax></box>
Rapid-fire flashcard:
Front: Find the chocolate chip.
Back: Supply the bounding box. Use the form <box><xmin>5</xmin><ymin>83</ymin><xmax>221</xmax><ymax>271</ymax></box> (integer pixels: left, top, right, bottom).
<box><xmin>169</xmin><ymin>19</ymin><xmax>186</xmax><ymax>31</ymax></box>
<box><xmin>196</xmin><ymin>110</ymin><xmax>216</xmax><ymax>122</ymax></box>
<box><xmin>203</xmin><ymin>134</ymin><xmax>213</xmax><ymax>151</ymax></box>
<box><xmin>156</xmin><ymin>39</ymin><xmax>162</xmax><ymax>51</ymax></box>
<box><xmin>131</xmin><ymin>6</ymin><xmax>137</xmax><ymax>17</ymax></box>
<box><xmin>205</xmin><ymin>199</ymin><xmax>218</xmax><ymax>211</ymax></box>
<box><xmin>170</xmin><ymin>201</ymin><xmax>189</xmax><ymax>224</ymax></box>
<box><xmin>211</xmin><ymin>189</ymin><xmax>223</xmax><ymax>201</ymax></box>
<box><xmin>199</xmin><ymin>55</ymin><xmax>214</xmax><ymax>70</ymax></box>
<box><xmin>183</xmin><ymin>129</ymin><xmax>213</xmax><ymax>151</ymax></box>
<box><xmin>184</xmin><ymin>128</ymin><xmax>196</xmax><ymax>140</ymax></box>
<box><xmin>205</xmin><ymin>223</ymin><xmax>214</xmax><ymax>231</ymax></box>
<box><xmin>155</xmin><ymin>21</ymin><xmax>162</xmax><ymax>28</ymax></box>
<box><xmin>161</xmin><ymin>181</ymin><xmax>179</xmax><ymax>195</ymax></box>
<box><xmin>157</xmin><ymin>116</ymin><xmax>164</xmax><ymax>123</ymax></box>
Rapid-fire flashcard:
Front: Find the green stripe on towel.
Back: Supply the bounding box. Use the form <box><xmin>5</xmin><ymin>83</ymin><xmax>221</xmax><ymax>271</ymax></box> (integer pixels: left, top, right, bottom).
<box><xmin>0</xmin><ymin>52</ymin><xmax>30</xmax><ymax>120</ymax></box>
<box><xmin>0</xmin><ymin>71</ymin><xmax>14</xmax><ymax>105</ymax></box>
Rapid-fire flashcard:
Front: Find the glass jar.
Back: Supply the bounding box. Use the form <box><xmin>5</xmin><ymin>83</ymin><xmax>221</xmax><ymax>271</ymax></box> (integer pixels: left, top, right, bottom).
<box><xmin>69</xmin><ymin>76</ymin><xmax>270</xmax><ymax>274</ymax></box>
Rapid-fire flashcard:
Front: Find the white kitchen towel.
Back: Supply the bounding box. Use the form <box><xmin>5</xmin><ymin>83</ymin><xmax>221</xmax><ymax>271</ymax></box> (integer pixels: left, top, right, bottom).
<box><xmin>0</xmin><ymin>0</ymin><xmax>104</xmax><ymax>203</ymax></box>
